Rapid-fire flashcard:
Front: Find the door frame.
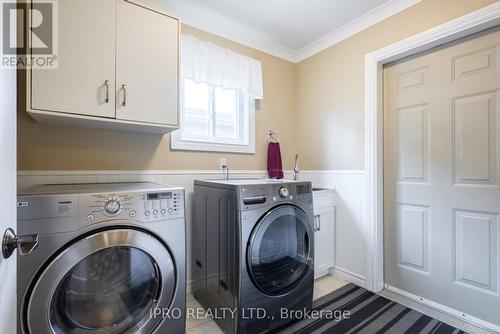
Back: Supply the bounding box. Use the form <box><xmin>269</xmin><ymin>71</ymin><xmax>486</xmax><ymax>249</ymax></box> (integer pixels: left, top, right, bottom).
<box><xmin>364</xmin><ymin>0</ymin><xmax>500</xmax><ymax>329</ymax></box>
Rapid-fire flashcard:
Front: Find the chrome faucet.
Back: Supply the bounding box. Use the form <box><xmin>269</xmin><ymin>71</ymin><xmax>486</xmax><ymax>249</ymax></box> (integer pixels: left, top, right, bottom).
<box><xmin>293</xmin><ymin>154</ymin><xmax>300</xmax><ymax>181</ymax></box>
<box><xmin>222</xmin><ymin>164</ymin><xmax>230</xmax><ymax>180</ymax></box>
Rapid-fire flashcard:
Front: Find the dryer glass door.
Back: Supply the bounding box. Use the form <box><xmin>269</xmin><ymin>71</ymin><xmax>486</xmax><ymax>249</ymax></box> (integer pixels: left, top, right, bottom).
<box><xmin>248</xmin><ymin>205</ymin><xmax>313</xmax><ymax>296</ymax></box>
<box><xmin>26</xmin><ymin>229</ymin><xmax>176</xmax><ymax>334</ymax></box>
<box><xmin>51</xmin><ymin>247</ymin><xmax>159</xmax><ymax>333</ymax></box>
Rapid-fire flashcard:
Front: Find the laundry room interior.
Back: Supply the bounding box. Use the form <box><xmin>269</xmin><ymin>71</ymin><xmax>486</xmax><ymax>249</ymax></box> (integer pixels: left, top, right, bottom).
<box><xmin>1</xmin><ymin>0</ymin><xmax>500</xmax><ymax>333</ymax></box>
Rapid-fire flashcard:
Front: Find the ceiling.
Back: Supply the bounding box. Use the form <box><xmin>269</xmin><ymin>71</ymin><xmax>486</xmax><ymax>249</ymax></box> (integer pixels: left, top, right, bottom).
<box><xmin>163</xmin><ymin>0</ymin><xmax>422</xmax><ymax>62</ymax></box>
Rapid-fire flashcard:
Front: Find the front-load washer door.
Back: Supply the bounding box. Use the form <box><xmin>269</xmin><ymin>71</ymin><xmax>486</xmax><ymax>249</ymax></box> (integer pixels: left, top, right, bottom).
<box><xmin>247</xmin><ymin>205</ymin><xmax>313</xmax><ymax>296</ymax></box>
<box><xmin>25</xmin><ymin>228</ymin><xmax>176</xmax><ymax>334</ymax></box>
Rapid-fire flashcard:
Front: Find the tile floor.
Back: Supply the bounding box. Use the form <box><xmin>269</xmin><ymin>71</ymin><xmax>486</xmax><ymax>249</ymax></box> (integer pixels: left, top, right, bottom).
<box><xmin>186</xmin><ymin>274</ymin><xmax>348</xmax><ymax>333</ymax></box>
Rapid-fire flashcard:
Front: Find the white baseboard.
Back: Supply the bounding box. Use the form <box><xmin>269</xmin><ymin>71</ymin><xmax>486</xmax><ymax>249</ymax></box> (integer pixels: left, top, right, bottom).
<box><xmin>330</xmin><ymin>266</ymin><xmax>367</xmax><ymax>289</ymax></box>
<box><xmin>381</xmin><ymin>285</ymin><xmax>500</xmax><ymax>334</ymax></box>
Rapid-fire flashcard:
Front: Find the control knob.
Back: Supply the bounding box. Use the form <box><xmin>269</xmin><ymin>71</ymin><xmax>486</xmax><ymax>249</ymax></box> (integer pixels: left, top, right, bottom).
<box><xmin>279</xmin><ymin>187</ymin><xmax>290</xmax><ymax>198</ymax></box>
<box><xmin>104</xmin><ymin>199</ymin><xmax>121</xmax><ymax>215</ymax></box>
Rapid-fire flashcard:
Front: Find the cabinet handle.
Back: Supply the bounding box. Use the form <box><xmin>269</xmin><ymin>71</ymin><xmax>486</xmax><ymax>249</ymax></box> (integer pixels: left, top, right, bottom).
<box><xmin>104</xmin><ymin>80</ymin><xmax>109</xmax><ymax>103</ymax></box>
<box><xmin>314</xmin><ymin>214</ymin><xmax>320</xmax><ymax>231</ymax></box>
<box><xmin>122</xmin><ymin>84</ymin><xmax>127</xmax><ymax>107</ymax></box>
<box><xmin>317</xmin><ymin>214</ymin><xmax>321</xmax><ymax>231</ymax></box>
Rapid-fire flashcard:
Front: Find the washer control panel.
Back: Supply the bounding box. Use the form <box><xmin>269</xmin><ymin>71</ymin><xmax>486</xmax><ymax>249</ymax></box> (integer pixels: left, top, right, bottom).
<box><xmin>80</xmin><ymin>189</ymin><xmax>184</xmax><ymax>226</ymax></box>
<box><xmin>239</xmin><ymin>181</ymin><xmax>313</xmax><ymax>211</ymax></box>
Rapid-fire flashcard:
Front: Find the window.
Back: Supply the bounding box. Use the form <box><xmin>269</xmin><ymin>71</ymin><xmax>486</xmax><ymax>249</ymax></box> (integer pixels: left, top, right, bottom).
<box><xmin>171</xmin><ymin>78</ymin><xmax>255</xmax><ymax>153</ymax></box>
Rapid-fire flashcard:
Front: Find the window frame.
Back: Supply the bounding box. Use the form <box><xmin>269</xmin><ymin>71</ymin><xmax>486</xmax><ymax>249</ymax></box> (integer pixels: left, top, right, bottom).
<box><xmin>171</xmin><ymin>79</ymin><xmax>256</xmax><ymax>154</ymax></box>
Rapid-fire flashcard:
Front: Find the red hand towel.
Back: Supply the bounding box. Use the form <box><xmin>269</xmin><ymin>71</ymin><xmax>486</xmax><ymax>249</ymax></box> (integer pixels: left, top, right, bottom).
<box><xmin>268</xmin><ymin>142</ymin><xmax>284</xmax><ymax>179</ymax></box>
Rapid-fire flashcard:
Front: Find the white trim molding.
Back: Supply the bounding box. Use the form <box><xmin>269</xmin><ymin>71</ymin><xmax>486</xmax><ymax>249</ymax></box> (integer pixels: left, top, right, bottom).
<box><xmin>17</xmin><ymin>169</ymin><xmax>365</xmax><ymax>177</ymax></box>
<box><xmin>364</xmin><ymin>0</ymin><xmax>500</xmax><ymax>330</ymax></box>
<box><xmin>17</xmin><ymin>170</ymin><xmax>271</xmax><ymax>176</ymax></box>
<box><xmin>300</xmin><ymin>170</ymin><xmax>365</xmax><ymax>175</ymax></box>
<box><xmin>331</xmin><ymin>267</ymin><xmax>367</xmax><ymax>289</ymax></box>
<box><xmin>164</xmin><ymin>0</ymin><xmax>422</xmax><ymax>63</ymax></box>
<box><xmin>295</xmin><ymin>0</ymin><xmax>423</xmax><ymax>62</ymax></box>
<box><xmin>382</xmin><ymin>285</ymin><xmax>500</xmax><ymax>334</ymax></box>
<box><xmin>161</xmin><ymin>0</ymin><xmax>298</xmax><ymax>62</ymax></box>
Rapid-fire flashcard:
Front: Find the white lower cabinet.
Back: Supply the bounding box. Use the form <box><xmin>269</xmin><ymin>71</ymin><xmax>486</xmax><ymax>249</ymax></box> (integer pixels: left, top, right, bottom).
<box><xmin>313</xmin><ymin>191</ymin><xmax>335</xmax><ymax>279</ymax></box>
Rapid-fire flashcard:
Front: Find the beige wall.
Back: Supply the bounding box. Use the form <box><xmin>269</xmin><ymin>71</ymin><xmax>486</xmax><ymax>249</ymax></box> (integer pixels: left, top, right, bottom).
<box><xmin>296</xmin><ymin>0</ymin><xmax>497</xmax><ymax>170</ymax></box>
<box><xmin>18</xmin><ymin>0</ymin><xmax>496</xmax><ymax>171</ymax></box>
<box><xmin>17</xmin><ymin>25</ymin><xmax>297</xmax><ymax>171</ymax></box>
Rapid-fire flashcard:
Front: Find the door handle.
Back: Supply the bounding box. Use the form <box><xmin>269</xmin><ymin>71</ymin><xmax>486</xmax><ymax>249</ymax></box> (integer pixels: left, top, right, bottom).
<box><xmin>243</xmin><ymin>196</ymin><xmax>267</xmax><ymax>205</ymax></box>
<box><xmin>122</xmin><ymin>84</ymin><xmax>127</xmax><ymax>107</ymax></box>
<box><xmin>104</xmin><ymin>80</ymin><xmax>109</xmax><ymax>103</ymax></box>
<box><xmin>2</xmin><ymin>228</ymin><xmax>39</xmax><ymax>259</ymax></box>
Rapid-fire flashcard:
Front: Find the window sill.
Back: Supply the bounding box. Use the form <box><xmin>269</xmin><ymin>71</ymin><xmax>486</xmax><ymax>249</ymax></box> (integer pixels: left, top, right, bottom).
<box><xmin>170</xmin><ymin>138</ymin><xmax>255</xmax><ymax>154</ymax></box>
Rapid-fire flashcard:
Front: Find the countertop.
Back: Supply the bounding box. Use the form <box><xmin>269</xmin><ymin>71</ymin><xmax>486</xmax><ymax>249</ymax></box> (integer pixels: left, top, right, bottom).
<box><xmin>312</xmin><ymin>186</ymin><xmax>336</xmax><ymax>195</ymax></box>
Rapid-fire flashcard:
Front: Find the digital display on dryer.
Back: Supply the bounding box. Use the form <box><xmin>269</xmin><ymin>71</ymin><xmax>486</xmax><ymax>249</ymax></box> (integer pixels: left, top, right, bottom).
<box><xmin>147</xmin><ymin>192</ymin><xmax>172</xmax><ymax>200</ymax></box>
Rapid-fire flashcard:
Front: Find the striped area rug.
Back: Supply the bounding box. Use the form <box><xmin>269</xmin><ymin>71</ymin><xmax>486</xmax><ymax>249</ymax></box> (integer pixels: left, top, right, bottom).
<box><xmin>278</xmin><ymin>283</ymin><xmax>469</xmax><ymax>334</ymax></box>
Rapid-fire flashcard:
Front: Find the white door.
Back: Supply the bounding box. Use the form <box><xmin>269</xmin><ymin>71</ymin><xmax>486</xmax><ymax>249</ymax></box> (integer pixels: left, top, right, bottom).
<box><xmin>115</xmin><ymin>0</ymin><xmax>179</xmax><ymax>125</ymax></box>
<box><xmin>31</xmin><ymin>0</ymin><xmax>116</xmax><ymax>118</ymax></box>
<box><xmin>384</xmin><ymin>27</ymin><xmax>500</xmax><ymax>326</ymax></box>
<box><xmin>0</xmin><ymin>64</ymin><xmax>17</xmax><ymax>331</ymax></box>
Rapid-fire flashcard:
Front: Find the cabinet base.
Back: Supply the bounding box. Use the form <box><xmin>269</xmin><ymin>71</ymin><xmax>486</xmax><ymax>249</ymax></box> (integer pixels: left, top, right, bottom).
<box><xmin>27</xmin><ymin>109</ymin><xmax>178</xmax><ymax>135</ymax></box>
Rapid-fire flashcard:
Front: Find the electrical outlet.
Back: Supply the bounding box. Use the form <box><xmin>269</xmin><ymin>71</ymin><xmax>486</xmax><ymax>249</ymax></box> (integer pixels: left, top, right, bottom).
<box><xmin>219</xmin><ymin>158</ymin><xmax>227</xmax><ymax>170</ymax></box>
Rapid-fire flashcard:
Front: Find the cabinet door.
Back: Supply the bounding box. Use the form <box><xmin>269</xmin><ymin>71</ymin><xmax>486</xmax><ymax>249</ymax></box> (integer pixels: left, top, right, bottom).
<box><xmin>116</xmin><ymin>0</ymin><xmax>179</xmax><ymax>125</ymax></box>
<box><xmin>314</xmin><ymin>207</ymin><xmax>335</xmax><ymax>279</ymax></box>
<box><xmin>31</xmin><ymin>0</ymin><xmax>116</xmax><ymax>118</ymax></box>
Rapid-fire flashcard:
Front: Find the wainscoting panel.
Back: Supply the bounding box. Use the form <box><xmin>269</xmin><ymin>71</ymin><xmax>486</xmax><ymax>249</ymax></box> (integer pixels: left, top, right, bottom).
<box><xmin>298</xmin><ymin>170</ymin><xmax>367</xmax><ymax>287</ymax></box>
<box><xmin>17</xmin><ymin>169</ymin><xmax>366</xmax><ymax>290</ymax></box>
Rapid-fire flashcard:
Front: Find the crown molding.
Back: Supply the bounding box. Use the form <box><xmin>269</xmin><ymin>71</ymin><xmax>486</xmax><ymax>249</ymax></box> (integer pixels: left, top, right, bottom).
<box><xmin>294</xmin><ymin>0</ymin><xmax>423</xmax><ymax>62</ymax></box>
<box><xmin>162</xmin><ymin>0</ymin><xmax>298</xmax><ymax>62</ymax></box>
<box><xmin>166</xmin><ymin>0</ymin><xmax>422</xmax><ymax>63</ymax></box>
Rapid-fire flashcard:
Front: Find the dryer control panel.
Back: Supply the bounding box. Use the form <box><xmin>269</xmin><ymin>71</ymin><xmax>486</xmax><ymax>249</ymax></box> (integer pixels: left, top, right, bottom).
<box><xmin>143</xmin><ymin>191</ymin><xmax>183</xmax><ymax>219</ymax></box>
<box><xmin>80</xmin><ymin>189</ymin><xmax>185</xmax><ymax>227</ymax></box>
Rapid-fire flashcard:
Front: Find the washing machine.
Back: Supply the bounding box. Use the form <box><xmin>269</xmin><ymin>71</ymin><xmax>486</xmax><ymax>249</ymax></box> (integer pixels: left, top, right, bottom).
<box><xmin>17</xmin><ymin>182</ymin><xmax>186</xmax><ymax>334</ymax></box>
<box><xmin>193</xmin><ymin>179</ymin><xmax>314</xmax><ymax>334</ymax></box>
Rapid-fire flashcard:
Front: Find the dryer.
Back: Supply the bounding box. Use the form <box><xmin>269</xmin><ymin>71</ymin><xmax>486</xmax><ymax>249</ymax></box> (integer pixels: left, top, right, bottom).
<box><xmin>193</xmin><ymin>179</ymin><xmax>314</xmax><ymax>334</ymax></box>
<box><xmin>17</xmin><ymin>183</ymin><xmax>186</xmax><ymax>334</ymax></box>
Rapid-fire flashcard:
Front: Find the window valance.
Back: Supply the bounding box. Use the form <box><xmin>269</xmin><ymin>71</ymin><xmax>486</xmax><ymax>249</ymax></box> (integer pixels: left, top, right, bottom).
<box><xmin>181</xmin><ymin>34</ymin><xmax>264</xmax><ymax>99</ymax></box>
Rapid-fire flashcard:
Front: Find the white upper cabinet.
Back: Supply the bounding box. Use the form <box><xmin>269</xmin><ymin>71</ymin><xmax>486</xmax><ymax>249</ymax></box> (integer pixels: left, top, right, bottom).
<box><xmin>31</xmin><ymin>0</ymin><xmax>116</xmax><ymax>118</ymax></box>
<box><xmin>116</xmin><ymin>0</ymin><xmax>179</xmax><ymax>125</ymax></box>
<box><xmin>27</xmin><ymin>0</ymin><xmax>180</xmax><ymax>134</ymax></box>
